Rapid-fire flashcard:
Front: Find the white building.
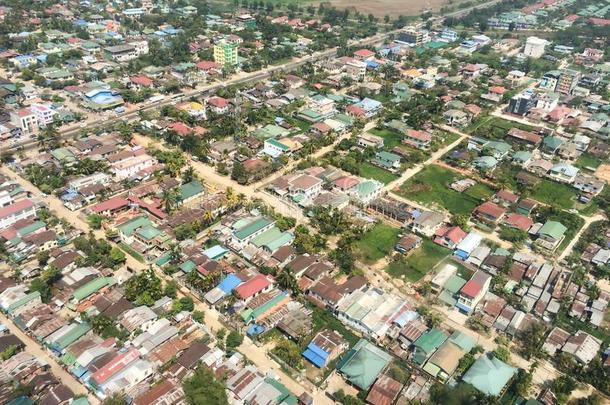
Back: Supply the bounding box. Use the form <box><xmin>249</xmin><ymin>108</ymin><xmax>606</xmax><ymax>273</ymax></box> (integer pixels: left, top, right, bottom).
<box><xmin>0</xmin><ymin>199</ymin><xmax>37</xmax><ymax>230</ymax></box>
<box><xmin>29</xmin><ymin>104</ymin><xmax>57</xmax><ymax>127</ymax></box>
<box><xmin>111</xmin><ymin>154</ymin><xmax>156</xmax><ymax>180</ymax></box>
<box><xmin>10</xmin><ymin>108</ymin><xmax>38</xmax><ymax>136</ymax></box>
<box><xmin>524</xmin><ymin>36</ymin><xmax>548</xmax><ymax>59</ymax></box>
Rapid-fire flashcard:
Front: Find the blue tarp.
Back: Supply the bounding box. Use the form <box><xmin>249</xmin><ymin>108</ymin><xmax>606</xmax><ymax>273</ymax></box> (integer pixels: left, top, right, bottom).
<box><xmin>454</xmin><ymin>250</ymin><xmax>469</xmax><ymax>260</ymax></box>
<box><xmin>218</xmin><ymin>274</ymin><xmax>242</xmax><ymax>294</ymax></box>
<box><xmin>303</xmin><ymin>343</ymin><xmax>329</xmax><ymax>368</ymax></box>
<box><xmin>246</xmin><ymin>324</ymin><xmax>265</xmax><ymax>336</ymax></box>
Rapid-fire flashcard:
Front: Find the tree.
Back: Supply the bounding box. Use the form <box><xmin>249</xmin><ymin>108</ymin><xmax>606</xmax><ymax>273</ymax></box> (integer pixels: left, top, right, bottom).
<box><xmin>0</xmin><ymin>344</ymin><xmax>19</xmax><ymax>360</ymax></box>
<box><xmin>192</xmin><ymin>310</ymin><xmax>205</xmax><ymax>323</ymax></box>
<box><xmin>519</xmin><ymin>323</ymin><xmax>547</xmax><ymax>360</ymax></box>
<box><xmin>514</xmin><ymin>369</ymin><xmax>533</xmax><ymax>397</ymax></box>
<box><xmin>109</xmin><ymin>247</ymin><xmax>126</xmax><ymax>267</ymax></box>
<box><xmin>102</xmin><ymin>393</ymin><xmax>128</xmax><ymax>405</ymax></box>
<box><xmin>161</xmin><ymin>188</ymin><xmax>180</xmax><ymax>213</ymax></box>
<box><xmin>276</xmin><ymin>268</ymin><xmax>299</xmax><ymax>295</ymax></box>
<box><xmin>87</xmin><ymin>214</ymin><xmax>105</xmax><ymax>230</ymax></box>
<box><xmin>164</xmin><ymin>280</ymin><xmax>179</xmax><ymax>298</ymax></box>
<box><xmin>551</xmin><ymin>375</ymin><xmax>577</xmax><ymax>404</ymax></box>
<box><xmin>183</xmin><ymin>367</ymin><xmax>229</xmax><ymax>405</ymax></box>
<box><xmin>124</xmin><ymin>270</ymin><xmax>163</xmax><ymax>304</ymax></box>
<box><xmin>182</xmin><ymin>166</ymin><xmax>197</xmax><ymax>184</ymax></box>
<box><xmin>225</xmin><ymin>330</ymin><xmax>244</xmax><ymax>352</ymax></box>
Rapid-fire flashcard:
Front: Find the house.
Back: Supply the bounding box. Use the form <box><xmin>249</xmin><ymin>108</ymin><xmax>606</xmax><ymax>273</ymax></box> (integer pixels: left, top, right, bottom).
<box><xmin>263</xmin><ymin>138</ymin><xmax>301</xmax><ymax>158</ymax></box>
<box><xmin>462</xmin><ymin>355</ymin><xmax>517</xmax><ymax>397</ymax></box>
<box><xmin>357</xmin><ymin>133</ymin><xmax>384</xmax><ymax>149</ymax></box>
<box><xmin>548</xmin><ymin>163</ymin><xmax>579</xmax><ymax>184</ymax></box>
<box><xmin>561</xmin><ymin>331</ymin><xmax>602</xmax><ymax>364</ymax></box>
<box><xmin>411</xmin><ymin>211</ymin><xmax>445</xmax><ymax>237</ymax></box>
<box><xmin>473</xmin><ymin>202</ymin><xmax>506</xmax><ymax>224</ymax></box>
<box><xmin>234</xmin><ymin>274</ymin><xmax>273</xmax><ymax>303</ymax></box>
<box><xmin>395</xmin><ymin>234</ymin><xmax>422</xmax><ymax>253</ymax></box>
<box><xmin>574</xmin><ymin>175</ymin><xmax>604</xmax><ymax>198</ymax></box>
<box><xmin>542</xmin><ymin>326</ymin><xmax>571</xmax><ymax>356</ymax></box>
<box><xmin>535</xmin><ymin>221</ymin><xmax>567</xmax><ymax>252</ymax></box>
<box><xmin>230</xmin><ymin>216</ymin><xmax>275</xmax><ymax>249</ymax></box>
<box><xmin>516</xmin><ymin>198</ymin><xmax>538</xmax><ymax>215</ymax></box>
<box><xmin>207</xmin><ymin>96</ymin><xmax>230</xmax><ymax>115</ymax></box>
<box><xmin>506</xmin><ymin>128</ymin><xmax>542</xmax><ymax>146</ymax></box>
<box><xmin>353</xmin><ymin>49</ymin><xmax>375</xmax><ymax>61</ymax></box>
<box><xmin>411</xmin><ymin>328</ymin><xmax>448</xmax><ymax>365</ymax></box>
<box><xmin>302</xmin><ymin>329</ymin><xmax>348</xmax><ymax>368</ymax></box>
<box><xmin>443</xmin><ymin>109</ymin><xmax>470</xmax><ymax>126</ymax></box>
<box><xmin>542</xmin><ymin>136</ymin><xmax>564</xmax><ymax>155</ymax></box>
<box><xmin>454</xmin><ymin>232</ymin><xmax>483</xmax><ymax>260</ymax></box>
<box><xmin>366</xmin><ymin>374</ymin><xmax>403</xmax><ymax>405</ymax></box>
<box><xmin>372</xmin><ymin>151</ymin><xmax>401</xmax><ymax>171</ymax></box>
<box><xmin>494</xmin><ymin>190</ymin><xmax>518</xmax><ymax>207</ymax></box>
<box><xmin>456</xmin><ymin>270</ymin><xmax>491</xmax><ymax>314</ymax></box>
<box><xmin>503</xmin><ymin>213</ymin><xmax>533</xmax><ymax>232</ymax></box>
<box><xmin>0</xmin><ymin>199</ymin><xmax>36</xmax><ymax>230</ymax></box>
<box><xmin>336</xmin><ymin>339</ymin><xmax>392</xmax><ymax>390</ymax></box>
<box><xmin>348</xmin><ymin>180</ymin><xmax>384</xmax><ymax>206</ymax></box>
<box><xmin>433</xmin><ymin>226</ymin><xmax>466</xmax><ymax>249</ymax></box>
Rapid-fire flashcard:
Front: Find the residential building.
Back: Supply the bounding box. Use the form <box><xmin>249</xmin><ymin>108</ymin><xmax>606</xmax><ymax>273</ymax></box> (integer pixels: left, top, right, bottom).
<box><xmin>302</xmin><ymin>330</ymin><xmax>348</xmax><ymax>368</ymax></box>
<box><xmin>336</xmin><ymin>339</ymin><xmax>392</xmax><ymax>390</ymax></box>
<box><xmin>412</xmin><ymin>211</ymin><xmax>445</xmax><ymax>237</ymax></box>
<box><xmin>10</xmin><ymin>108</ymin><xmax>38</xmax><ymax>135</ymax></box>
<box><xmin>0</xmin><ymin>199</ymin><xmax>36</xmax><ymax>230</ymax></box>
<box><xmin>213</xmin><ymin>40</ymin><xmax>239</xmax><ymax>67</ymax></box>
<box><xmin>561</xmin><ymin>331</ymin><xmax>602</xmax><ymax>364</ymax></box>
<box><xmin>397</xmin><ymin>28</ymin><xmax>430</xmax><ymax>46</ymax></box>
<box><xmin>507</xmin><ymin>92</ymin><xmax>537</xmax><ymax>116</ymax></box>
<box><xmin>462</xmin><ymin>355</ymin><xmax>517</xmax><ymax>397</ymax></box>
<box><xmin>556</xmin><ymin>69</ymin><xmax>581</xmax><ymax>95</ymax></box>
<box><xmin>456</xmin><ymin>271</ymin><xmax>491</xmax><ymax>314</ymax></box>
<box><xmin>523</xmin><ymin>36</ymin><xmax>548</xmax><ymax>59</ymax></box>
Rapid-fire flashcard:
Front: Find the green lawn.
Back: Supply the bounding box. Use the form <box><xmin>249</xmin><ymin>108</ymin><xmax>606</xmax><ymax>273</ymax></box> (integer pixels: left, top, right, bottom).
<box><xmin>119</xmin><ymin>243</ymin><xmax>145</xmax><ymax>263</ymax></box>
<box><xmin>576</xmin><ymin>153</ymin><xmax>601</xmax><ymax>170</ymax></box>
<box><xmin>360</xmin><ymin>162</ymin><xmax>399</xmax><ymax>184</ymax></box>
<box><xmin>531</xmin><ymin>179</ymin><xmax>577</xmax><ymax>210</ymax></box>
<box><xmin>369</xmin><ymin>128</ymin><xmax>403</xmax><ymax>150</ymax></box>
<box><xmin>355</xmin><ymin>223</ymin><xmax>401</xmax><ymax>264</ymax></box>
<box><xmin>398</xmin><ymin>165</ymin><xmax>494</xmax><ymax>216</ymax></box>
<box><xmin>466</xmin><ymin>116</ymin><xmax>534</xmax><ymax>139</ymax></box>
<box><xmin>385</xmin><ymin>239</ymin><xmax>450</xmax><ymax>282</ymax></box>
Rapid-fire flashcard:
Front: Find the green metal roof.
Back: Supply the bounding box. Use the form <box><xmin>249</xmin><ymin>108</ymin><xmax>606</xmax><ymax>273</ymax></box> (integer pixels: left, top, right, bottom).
<box><xmin>136</xmin><ymin>225</ymin><xmax>163</xmax><ymax>240</ymax></box>
<box><xmin>72</xmin><ymin>277</ymin><xmax>115</xmax><ymax>301</ymax></box>
<box><xmin>438</xmin><ymin>290</ymin><xmax>457</xmax><ymax>306</ymax></box>
<box><xmin>52</xmin><ymin>323</ymin><xmax>91</xmax><ymax>351</ymax></box>
<box><xmin>538</xmin><ymin>221</ymin><xmax>567</xmax><ymax>240</ymax></box>
<box><xmin>155</xmin><ymin>252</ymin><xmax>172</xmax><ymax>266</ymax></box>
<box><xmin>265</xmin><ymin>377</ymin><xmax>298</xmax><ymax>405</ymax></box>
<box><xmin>179</xmin><ymin>180</ymin><xmax>205</xmax><ymax>201</ymax></box>
<box><xmin>7</xmin><ymin>291</ymin><xmax>41</xmax><ymax>314</ymax></box>
<box><xmin>336</xmin><ymin>339</ymin><xmax>392</xmax><ymax>390</ymax></box>
<box><xmin>462</xmin><ymin>355</ymin><xmax>517</xmax><ymax>396</ymax></box>
<box><xmin>118</xmin><ymin>216</ymin><xmax>152</xmax><ymax>236</ymax></box>
<box><xmin>234</xmin><ymin>217</ymin><xmax>273</xmax><ymax>240</ymax></box>
<box><xmin>543</xmin><ymin>136</ymin><xmax>564</xmax><ymax>150</ymax></box>
<box><xmin>448</xmin><ymin>331</ymin><xmax>476</xmax><ymax>352</ymax></box>
<box><xmin>444</xmin><ymin>275</ymin><xmax>467</xmax><ymax>294</ymax></box>
<box><xmin>51</xmin><ymin>147</ymin><xmax>76</xmax><ymax>162</ymax></box>
<box><xmin>180</xmin><ymin>260</ymin><xmax>196</xmax><ymax>273</ymax></box>
<box><xmin>250</xmin><ymin>227</ymin><xmax>294</xmax><ymax>251</ymax></box>
<box><xmin>265</xmin><ymin>138</ymin><xmax>291</xmax><ymax>151</ymax></box>
<box><xmin>413</xmin><ymin>328</ymin><xmax>448</xmax><ymax>364</ymax></box>
<box><xmin>16</xmin><ymin>221</ymin><xmax>46</xmax><ymax>236</ymax></box>
<box><xmin>354</xmin><ymin>180</ymin><xmax>382</xmax><ymax>198</ymax></box>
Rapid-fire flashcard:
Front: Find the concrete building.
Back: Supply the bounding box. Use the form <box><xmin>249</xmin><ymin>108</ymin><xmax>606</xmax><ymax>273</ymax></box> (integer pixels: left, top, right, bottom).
<box><xmin>213</xmin><ymin>40</ymin><xmax>239</xmax><ymax>67</ymax></box>
<box><xmin>523</xmin><ymin>36</ymin><xmax>548</xmax><ymax>59</ymax></box>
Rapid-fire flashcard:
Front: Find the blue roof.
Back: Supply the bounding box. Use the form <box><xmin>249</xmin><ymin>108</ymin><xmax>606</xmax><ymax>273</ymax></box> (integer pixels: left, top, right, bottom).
<box><xmin>246</xmin><ymin>324</ymin><xmax>265</xmax><ymax>336</ymax></box>
<box><xmin>366</xmin><ymin>60</ymin><xmax>380</xmax><ymax>69</ymax></box>
<box><xmin>203</xmin><ymin>245</ymin><xmax>229</xmax><ymax>260</ymax></box>
<box><xmin>218</xmin><ymin>274</ymin><xmax>242</xmax><ymax>293</ymax></box>
<box><xmin>303</xmin><ymin>343</ymin><xmax>328</xmax><ymax>368</ymax></box>
<box><xmin>394</xmin><ymin>310</ymin><xmax>418</xmax><ymax>327</ymax></box>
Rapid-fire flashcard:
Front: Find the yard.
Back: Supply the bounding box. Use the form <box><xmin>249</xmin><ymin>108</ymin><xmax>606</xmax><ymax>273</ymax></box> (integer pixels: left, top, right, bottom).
<box><xmin>398</xmin><ymin>165</ymin><xmax>494</xmax><ymax>216</ymax></box>
<box><xmin>355</xmin><ymin>222</ymin><xmax>401</xmax><ymax>264</ymax></box>
<box><xmin>360</xmin><ymin>162</ymin><xmax>399</xmax><ymax>184</ymax></box>
<box><xmin>531</xmin><ymin>179</ymin><xmax>577</xmax><ymax>210</ymax></box>
<box><xmin>385</xmin><ymin>239</ymin><xmax>450</xmax><ymax>282</ymax></box>
<box><xmin>466</xmin><ymin>116</ymin><xmax>535</xmax><ymax>139</ymax></box>
<box><xmin>369</xmin><ymin>128</ymin><xmax>403</xmax><ymax>150</ymax></box>
<box><xmin>576</xmin><ymin>153</ymin><xmax>601</xmax><ymax>171</ymax></box>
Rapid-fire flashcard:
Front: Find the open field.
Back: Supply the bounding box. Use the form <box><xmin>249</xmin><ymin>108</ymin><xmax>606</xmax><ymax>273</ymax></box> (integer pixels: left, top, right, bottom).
<box><xmin>399</xmin><ymin>165</ymin><xmax>494</xmax><ymax>216</ymax></box>
<box><xmin>312</xmin><ymin>0</ymin><xmax>477</xmax><ymax>16</ymax></box>
<box><xmin>531</xmin><ymin>179</ymin><xmax>577</xmax><ymax>210</ymax></box>
<box><xmin>355</xmin><ymin>222</ymin><xmax>401</xmax><ymax>264</ymax></box>
<box><xmin>386</xmin><ymin>239</ymin><xmax>450</xmax><ymax>282</ymax></box>
<box><xmin>360</xmin><ymin>162</ymin><xmax>399</xmax><ymax>184</ymax></box>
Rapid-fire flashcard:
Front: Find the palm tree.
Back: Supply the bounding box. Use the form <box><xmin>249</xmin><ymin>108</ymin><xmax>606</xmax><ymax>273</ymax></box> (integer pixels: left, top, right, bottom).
<box><xmin>161</xmin><ymin>188</ymin><xmax>180</xmax><ymax>213</ymax></box>
<box><xmin>277</xmin><ymin>269</ymin><xmax>299</xmax><ymax>295</ymax></box>
<box><xmin>203</xmin><ymin>210</ymin><xmax>213</xmax><ymax>224</ymax></box>
<box><xmin>182</xmin><ymin>166</ymin><xmax>196</xmax><ymax>184</ymax></box>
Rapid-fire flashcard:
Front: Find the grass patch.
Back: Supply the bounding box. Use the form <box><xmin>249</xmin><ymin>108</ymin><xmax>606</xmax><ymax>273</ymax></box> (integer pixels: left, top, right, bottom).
<box><xmin>466</xmin><ymin>116</ymin><xmax>534</xmax><ymax>139</ymax></box>
<box><xmin>355</xmin><ymin>222</ymin><xmax>401</xmax><ymax>264</ymax></box>
<box><xmin>360</xmin><ymin>162</ymin><xmax>399</xmax><ymax>184</ymax></box>
<box><xmin>576</xmin><ymin>153</ymin><xmax>601</xmax><ymax>170</ymax></box>
<box><xmin>119</xmin><ymin>243</ymin><xmax>145</xmax><ymax>263</ymax></box>
<box><xmin>369</xmin><ymin>128</ymin><xmax>403</xmax><ymax>150</ymax></box>
<box><xmin>399</xmin><ymin>165</ymin><xmax>494</xmax><ymax>215</ymax></box>
<box><xmin>531</xmin><ymin>179</ymin><xmax>577</xmax><ymax>210</ymax></box>
<box><xmin>385</xmin><ymin>239</ymin><xmax>450</xmax><ymax>282</ymax></box>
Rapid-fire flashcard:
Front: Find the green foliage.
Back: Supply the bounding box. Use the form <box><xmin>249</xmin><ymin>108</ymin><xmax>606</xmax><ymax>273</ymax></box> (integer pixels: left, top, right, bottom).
<box><xmin>225</xmin><ymin>331</ymin><xmax>244</xmax><ymax>352</ymax></box>
<box><xmin>310</xmin><ymin>206</ymin><xmax>350</xmax><ymax>235</ymax></box>
<box><xmin>102</xmin><ymin>392</ymin><xmax>128</xmax><ymax>405</ymax></box>
<box><xmin>551</xmin><ymin>375</ymin><xmax>577</xmax><ymax>404</ymax></box>
<box><xmin>124</xmin><ymin>270</ymin><xmax>163</xmax><ymax>305</ymax></box>
<box><xmin>87</xmin><ymin>214</ymin><xmax>105</xmax><ymax>230</ymax></box>
<box><xmin>292</xmin><ymin>225</ymin><xmax>327</xmax><ymax>254</ymax></box>
<box><xmin>183</xmin><ymin>367</ymin><xmax>229</xmax><ymax>405</ymax></box>
<box><xmin>0</xmin><ymin>344</ymin><xmax>19</xmax><ymax>360</ymax></box>
<box><xmin>333</xmin><ymin>389</ymin><xmax>365</xmax><ymax>405</ymax></box>
<box><xmin>90</xmin><ymin>314</ymin><xmax>128</xmax><ymax>340</ymax></box>
<box><xmin>271</xmin><ymin>338</ymin><xmax>304</xmax><ymax>370</ymax></box>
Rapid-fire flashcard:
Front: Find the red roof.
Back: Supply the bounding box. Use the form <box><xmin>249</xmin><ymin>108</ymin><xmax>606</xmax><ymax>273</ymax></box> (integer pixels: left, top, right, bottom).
<box><xmin>461</xmin><ymin>279</ymin><xmax>482</xmax><ymax>298</ymax></box>
<box><xmin>489</xmin><ymin>86</ymin><xmax>506</xmax><ymax>95</ymax></box>
<box><xmin>0</xmin><ymin>199</ymin><xmax>34</xmax><ymax>220</ymax></box>
<box><xmin>234</xmin><ymin>274</ymin><xmax>271</xmax><ymax>299</ymax></box>
<box><xmin>208</xmin><ymin>96</ymin><xmax>228</xmax><ymax>108</ymax></box>
<box><xmin>444</xmin><ymin>226</ymin><xmax>466</xmax><ymax>243</ymax></box>
<box><xmin>334</xmin><ymin>176</ymin><xmax>359</xmax><ymax>190</ymax></box>
<box><xmin>405</xmin><ymin>129</ymin><xmax>432</xmax><ymax>142</ymax></box>
<box><xmin>495</xmin><ymin>189</ymin><xmax>518</xmax><ymax>204</ymax></box>
<box><xmin>130</xmin><ymin>75</ymin><xmax>153</xmax><ymax>87</ymax></box>
<box><xmin>503</xmin><ymin>213</ymin><xmax>533</xmax><ymax>231</ymax></box>
<box><xmin>90</xmin><ymin>197</ymin><xmax>129</xmax><ymax>214</ymax></box>
<box><xmin>565</xmin><ymin>14</ymin><xmax>579</xmax><ymax>22</ymax></box>
<box><xmin>196</xmin><ymin>60</ymin><xmax>220</xmax><ymax>70</ymax></box>
<box><xmin>590</xmin><ymin>18</ymin><xmax>610</xmax><ymax>26</ymax></box>
<box><xmin>474</xmin><ymin>201</ymin><xmax>506</xmax><ymax>220</ymax></box>
<box><xmin>346</xmin><ymin>105</ymin><xmax>366</xmax><ymax>117</ymax></box>
<box><xmin>354</xmin><ymin>49</ymin><xmax>375</xmax><ymax>58</ymax></box>
<box><xmin>91</xmin><ymin>348</ymin><xmax>140</xmax><ymax>385</ymax></box>
<box><xmin>167</xmin><ymin>122</ymin><xmax>192</xmax><ymax>135</ymax></box>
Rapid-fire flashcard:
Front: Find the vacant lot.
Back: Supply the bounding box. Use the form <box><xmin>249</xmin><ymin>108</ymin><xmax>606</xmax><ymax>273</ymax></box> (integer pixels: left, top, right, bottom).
<box><xmin>466</xmin><ymin>116</ymin><xmax>535</xmax><ymax>139</ymax></box>
<box><xmin>386</xmin><ymin>239</ymin><xmax>450</xmax><ymax>282</ymax></box>
<box><xmin>360</xmin><ymin>162</ymin><xmax>399</xmax><ymax>184</ymax></box>
<box><xmin>369</xmin><ymin>128</ymin><xmax>403</xmax><ymax>150</ymax></box>
<box><xmin>355</xmin><ymin>222</ymin><xmax>401</xmax><ymax>264</ymax></box>
<box><xmin>531</xmin><ymin>179</ymin><xmax>577</xmax><ymax>210</ymax></box>
<box><xmin>314</xmin><ymin>0</ymin><xmax>475</xmax><ymax>16</ymax></box>
<box><xmin>399</xmin><ymin>165</ymin><xmax>494</xmax><ymax>216</ymax></box>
